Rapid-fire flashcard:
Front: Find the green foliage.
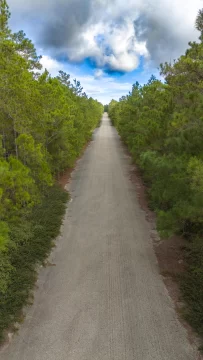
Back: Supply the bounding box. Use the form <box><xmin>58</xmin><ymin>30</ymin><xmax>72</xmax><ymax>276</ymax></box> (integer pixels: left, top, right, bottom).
<box><xmin>109</xmin><ymin>9</ymin><xmax>203</xmax><ymax>341</ymax></box>
<box><xmin>0</xmin><ymin>157</ymin><xmax>38</xmax><ymax>219</ymax></box>
<box><xmin>104</xmin><ymin>104</ymin><xmax>108</xmax><ymax>112</ymax></box>
<box><xmin>181</xmin><ymin>237</ymin><xmax>203</xmax><ymax>336</ymax></box>
<box><xmin>0</xmin><ymin>0</ymin><xmax>10</xmax><ymax>37</ymax></box>
<box><xmin>0</xmin><ymin>221</ymin><xmax>9</xmax><ymax>250</ymax></box>
<box><xmin>0</xmin><ymin>186</ymin><xmax>68</xmax><ymax>341</ymax></box>
<box><xmin>0</xmin><ymin>1</ymin><xmax>103</xmax><ymax>342</ymax></box>
<box><xmin>16</xmin><ymin>134</ymin><xmax>53</xmax><ymax>187</ymax></box>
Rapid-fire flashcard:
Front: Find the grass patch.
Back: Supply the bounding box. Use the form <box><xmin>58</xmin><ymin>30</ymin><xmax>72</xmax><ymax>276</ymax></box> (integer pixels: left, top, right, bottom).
<box><xmin>0</xmin><ymin>185</ymin><xmax>68</xmax><ymax>343</ymax></box>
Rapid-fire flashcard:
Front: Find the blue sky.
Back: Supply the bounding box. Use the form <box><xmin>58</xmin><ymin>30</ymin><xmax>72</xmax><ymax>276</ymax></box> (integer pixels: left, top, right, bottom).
<box><xmin>8</xmin><ymin>0</ymin><xmax>202</xmax><ymax>104</ymax></box>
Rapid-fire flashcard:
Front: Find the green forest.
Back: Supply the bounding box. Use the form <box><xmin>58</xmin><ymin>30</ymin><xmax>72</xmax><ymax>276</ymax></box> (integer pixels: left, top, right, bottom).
<box><xmin>0</xmin><ymin>1</ymin><xmax>103</xmax><ymax>340</ymax></box>
<box><xmin>1</xmin><ymin>0</ymin><xmax>203</xmax><ymax>349</ymax></box>
<box><xmin>109</xmin><ymin>9</ymin><xmax>203</xmax><ymax>340</ymax></box>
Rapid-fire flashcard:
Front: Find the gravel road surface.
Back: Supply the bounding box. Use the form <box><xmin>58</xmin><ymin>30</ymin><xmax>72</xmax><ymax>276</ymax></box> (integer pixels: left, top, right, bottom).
<box><xmin>1</xmin><ymin>114</ymin><xmax>199</xmax><ymax>360</ymax></box>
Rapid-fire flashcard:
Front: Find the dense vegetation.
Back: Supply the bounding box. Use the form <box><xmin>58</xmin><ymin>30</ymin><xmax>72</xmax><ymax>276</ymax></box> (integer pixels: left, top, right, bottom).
<box><xmin>0</xmin><ymin>1</ymin><xmax>103</xmax><ymax>341</ymax></box>
<box><xmin>109</xmin><ymin>9</ymin><xmax>203</xmax><ymax>340</ymax></box>
<box><xmin>104</xmin><ymin>104</ymin><xmax>109</xmax><ymax>112</ymax></box>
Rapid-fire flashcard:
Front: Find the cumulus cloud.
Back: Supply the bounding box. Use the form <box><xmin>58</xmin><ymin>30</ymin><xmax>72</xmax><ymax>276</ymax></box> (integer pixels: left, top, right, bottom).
<box><xmin>9</xmin><ymin>0</ymin><xmax>202</xmax><ymax>73</ymax></box>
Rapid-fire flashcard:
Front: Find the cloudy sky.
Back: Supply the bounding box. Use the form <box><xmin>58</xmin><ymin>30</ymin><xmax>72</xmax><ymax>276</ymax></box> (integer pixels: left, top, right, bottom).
<box><xmin>9</xmin><ymin>0</ymin><xmax>203</xmax><ymax>103</ymax></box>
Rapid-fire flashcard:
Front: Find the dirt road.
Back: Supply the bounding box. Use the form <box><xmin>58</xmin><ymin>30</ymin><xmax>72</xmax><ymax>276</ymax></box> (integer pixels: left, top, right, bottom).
<box><xmin>1</xmin><ymin>114</ymin><xmax>199</xmax><ymax>360</ymax></box>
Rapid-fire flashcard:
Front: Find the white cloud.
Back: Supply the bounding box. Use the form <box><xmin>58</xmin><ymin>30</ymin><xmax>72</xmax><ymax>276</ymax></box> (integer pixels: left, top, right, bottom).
<box><xmin>9</xmin><ymin>0</ymin><xmax>202</xmax><ymax>103</ymax></box>
<box><xmin>66</xmin><ymin>19</ymin><xmax>148</xmax><ymax>72</ymax></box>
<box><xmin>40</xmin><ymin>55</ymin><xmax>61</xmax><ymax>76</ymax></box>
<box><xmin>94</xmin><ymin>69</ymin><xmax>104</xmax><ymax>79</ymax></box>
<box><xmin>72</xmin><ymin>73</ymin><xmax>132</xmax><ymax>104</ymax></box>
<box><xmin>9</xmin><ymin>0</ymin><xmax>203</xmax><ymax>73</ymax></box>
<box><xmin>103</xmin><ymin>19</ymin><xmax>148</xmax><ymax>72</ymax></box>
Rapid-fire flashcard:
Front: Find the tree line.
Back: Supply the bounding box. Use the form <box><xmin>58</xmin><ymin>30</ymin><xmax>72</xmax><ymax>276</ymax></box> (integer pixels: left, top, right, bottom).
<box><xmin>109</xmin><ymin>9</ymin><xmax>203</xmax><ymax>340</ymax></box>
<box><xmin>0</xmin><ymin>0</ymin><xmax>103</xmax><ymax>340</ymax></box>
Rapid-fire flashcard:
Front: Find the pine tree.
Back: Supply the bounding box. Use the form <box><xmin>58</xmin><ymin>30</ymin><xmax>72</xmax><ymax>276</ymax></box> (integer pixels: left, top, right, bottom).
<box><xmin>0</xmin><ymin>0</ymin><xmax>10</xmax><ymax>39</ymax></box>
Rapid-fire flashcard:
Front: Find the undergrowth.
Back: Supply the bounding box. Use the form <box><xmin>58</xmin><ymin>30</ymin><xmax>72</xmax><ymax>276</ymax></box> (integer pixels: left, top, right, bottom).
<box><xmin>181</xmin><ymin>237</ymin><xmax>203</xmax><ymax>341</ymax></box>
<box><xmin>0</xmin><ymin>185</ymin><xmax>68</xmax><ymax>343</ymax></box>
